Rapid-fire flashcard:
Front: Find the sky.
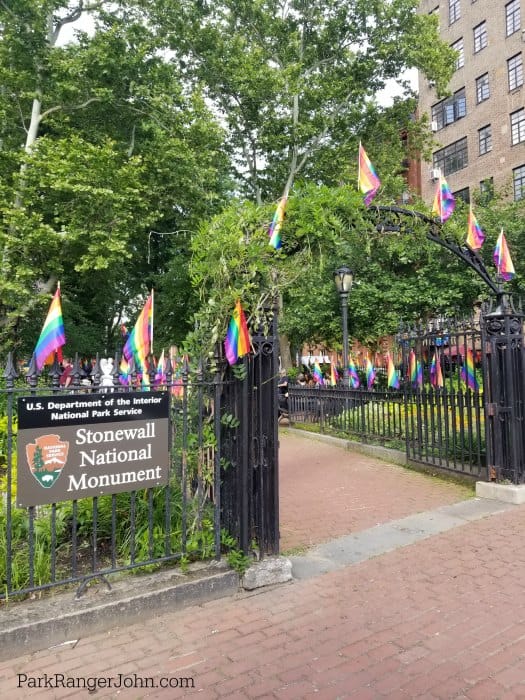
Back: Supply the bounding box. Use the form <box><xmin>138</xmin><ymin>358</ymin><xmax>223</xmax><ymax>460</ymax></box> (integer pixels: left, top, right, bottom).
<box><xmin>59</xmin><ymin>10</ymin><xmax>418</xmax><ymax>109</ymax></box>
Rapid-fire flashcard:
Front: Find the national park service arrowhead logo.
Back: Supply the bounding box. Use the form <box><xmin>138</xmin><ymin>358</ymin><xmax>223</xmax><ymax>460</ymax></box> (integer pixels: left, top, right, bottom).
<box><xmin>25</xmin><ymin>434</ymin><xmax>69</xmax><ymax>488</ymax></box>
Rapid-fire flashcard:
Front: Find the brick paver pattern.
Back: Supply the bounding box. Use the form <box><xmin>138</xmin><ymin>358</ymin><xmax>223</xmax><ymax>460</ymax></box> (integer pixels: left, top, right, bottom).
<box><xmin>279</xmin><ymin>431</ymin><xmax>472</xmax><ymax>552</ymax></box>
<box><xmin>2</xmin><ymin>433</ymin><xmax>524</xmax><ymax>699</ymax></box>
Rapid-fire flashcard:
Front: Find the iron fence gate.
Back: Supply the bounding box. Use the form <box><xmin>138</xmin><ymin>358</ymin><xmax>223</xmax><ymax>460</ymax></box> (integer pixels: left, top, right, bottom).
<box><xmin>289</xmin><ymin>314</ymin><xmax>487</xmax><ymax>479</ymax></box>
<box><xmin>0</xmin><ymin>320</ymin><xmax>279</xmax><ymax>599</ymax></box>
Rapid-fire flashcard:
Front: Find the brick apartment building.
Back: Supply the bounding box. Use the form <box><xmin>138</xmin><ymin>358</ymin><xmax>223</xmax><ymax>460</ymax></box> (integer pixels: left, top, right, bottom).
<box><xmin>417</xmin><ymin>0</ymin><xmax>525</xmax><ymax>204</ymax></box>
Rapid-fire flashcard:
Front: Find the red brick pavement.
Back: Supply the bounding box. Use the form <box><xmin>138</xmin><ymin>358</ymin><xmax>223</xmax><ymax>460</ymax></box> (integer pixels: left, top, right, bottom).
<box><xmin>279</xmin><ymin>430</ymin><xmax>472</xmax><ymax>551</ymax></box>
<box><xmin>2</xmin><ymin>433</ymin><xmax>524</xmax><ymax>700</ymax></box>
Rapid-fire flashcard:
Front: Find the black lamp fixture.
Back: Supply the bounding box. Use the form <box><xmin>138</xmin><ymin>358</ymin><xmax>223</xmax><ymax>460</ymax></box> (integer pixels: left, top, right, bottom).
<box><xmin>334</xmin><ymin>266</ymin><xmax>354</xmax><ymax>295</ymax></box>
<box><xmin>334</xmin><ymin>266</ymin><xmax>354</xmax><ymax>385</ymax></box>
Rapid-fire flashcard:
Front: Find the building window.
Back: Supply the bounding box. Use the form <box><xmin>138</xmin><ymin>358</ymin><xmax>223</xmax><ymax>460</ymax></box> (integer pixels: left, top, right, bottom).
<box><xmin>473</xmin><ymin>22</ymin><xmax>487</xmax><ymax>53</ymax></box>
<box><xmin>451</xmin><ymin>38</ymin><xmax>464</xmax><ymax>70</ymax></box>
<box><xmin>476</xmin><ymin>74</ymin><xmax>490</xmax><ymax>103</ymax></box>
<box><xmin>506</xmin><ymin>0</ymin><xmax>521</xmax><ymax>36</ymax></box>
<box><xmin>453</xmin><ymin>187</ymin><xmax>470</xmax><ymax>204</ymax></box>
<box><xmin>513</xmin><ymin>165</ymin><xmax>525</xmax><ymax>200</ymax></box>
<box><xmin>508</xmin><ymin>54</ymin><xmax>523</xmax><ymax>91</ymax></box>
<box><xmin>511</xmin><ymin>109</ymin><xmax>525</xmax><ymax>145</ymax></box>
<box><xmin>478</xmin><ymin>125</ymin><xmax>492</xmax><ymax>155</ymax></box>
<box><xmin>480</xmin><ymin>178</ymin><xmax>494</xmax><ymax>203</ymax></box>
<box><xmin>449</xmin><ymin>0</ymin><xmax>460</xmax><ymax>24</ymax></box>
<box><xmin>433</xmin><ymin>137</ymin><xmax>468</xmax><ymax>176</ymax></box>
<box><xmin>431</xmin><ymin>88</ymin><xmax>466</xmax><ymax>130</ymax></box>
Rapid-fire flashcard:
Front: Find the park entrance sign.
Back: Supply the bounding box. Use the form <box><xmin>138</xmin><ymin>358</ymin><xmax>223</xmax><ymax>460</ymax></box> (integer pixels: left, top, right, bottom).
<box><xmin>17</xmin><ymin>391</ymin><xmax>170</xmax><ymax>507</ymax></box>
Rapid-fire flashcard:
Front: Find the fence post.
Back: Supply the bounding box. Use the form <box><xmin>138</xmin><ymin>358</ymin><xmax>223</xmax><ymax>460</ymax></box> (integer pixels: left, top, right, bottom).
<box><xmin>481</xmin><ymin>294</ymin><xmax>525</xmax><ymax>483</ymax></box>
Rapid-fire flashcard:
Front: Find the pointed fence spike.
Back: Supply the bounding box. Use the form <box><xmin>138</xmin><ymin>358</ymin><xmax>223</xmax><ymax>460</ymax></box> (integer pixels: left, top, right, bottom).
<box><xmin>71</xmin><ymin>353</ymin><xmax>82</xmax><ymax>387</ymax></box>
<box><xmin>165</xmin><ymin>355</ymin><xmax>173</xmax><ymax>382</ymax></box>
<box><xmin>92</xmin><ymin>353</ymin><xmax>102</xmax><ymax>386</ymax></box>
<box><xmin>4</xmin><ymin>352</ymin><xmax>18</xmax><ymax>389</ymax></box>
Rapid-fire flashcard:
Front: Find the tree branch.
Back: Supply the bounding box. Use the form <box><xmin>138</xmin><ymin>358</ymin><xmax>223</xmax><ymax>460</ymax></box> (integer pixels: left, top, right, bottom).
<box><xmin>39</xmin><ymin>96</ymin><xmax>102</xmax><ymax>122</ymax></box>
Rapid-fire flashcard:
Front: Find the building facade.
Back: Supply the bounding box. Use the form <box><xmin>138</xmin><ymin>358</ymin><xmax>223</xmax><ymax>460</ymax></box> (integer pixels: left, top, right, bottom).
<box><xmin>418</xmin><ymin>0</ymin><xmax>525</xmax><ymax>204</ymax></box>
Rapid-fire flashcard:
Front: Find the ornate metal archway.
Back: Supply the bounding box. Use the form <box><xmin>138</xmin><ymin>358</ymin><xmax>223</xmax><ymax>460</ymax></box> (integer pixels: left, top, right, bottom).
<box><xmin>369</xmin><ymin>205</ymin><xmax>500</xmax><ymax>295</ymax></box>
<box><xmin>367</xmin><ymin>205</ymin><xmax>524</xmax><ymax>484</ymax></box>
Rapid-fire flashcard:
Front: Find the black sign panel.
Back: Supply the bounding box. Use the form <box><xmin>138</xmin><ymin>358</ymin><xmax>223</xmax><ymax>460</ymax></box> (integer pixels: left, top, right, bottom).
<box><xmin>17</xmin><ymin>392</ymin><xmax>170</xmax><ymax>507</ymax></box>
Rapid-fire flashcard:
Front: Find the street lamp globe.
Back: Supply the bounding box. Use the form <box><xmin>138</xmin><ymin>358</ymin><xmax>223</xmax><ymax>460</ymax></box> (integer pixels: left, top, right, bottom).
<box><xmin>334</xmin><ymin>266</ymin><xmax>354</xmax><ymax>295</ymax></box>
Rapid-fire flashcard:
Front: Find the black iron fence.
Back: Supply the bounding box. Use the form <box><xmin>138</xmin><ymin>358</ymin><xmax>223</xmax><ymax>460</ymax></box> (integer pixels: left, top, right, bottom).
<box><xmin>0</xmin><ymin>325</ymin><xmax>280</xmax><ymax>599</ymax></box>
<box><xmin>289</xmin><ymin>314</ymin><xmax>487</xmax><ymax>479</ymax></box>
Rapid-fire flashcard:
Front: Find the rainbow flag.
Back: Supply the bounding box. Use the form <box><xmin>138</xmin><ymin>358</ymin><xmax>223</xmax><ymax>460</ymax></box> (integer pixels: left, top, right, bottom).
<box><xmin>432</xmin><ymin>175</ymin><xmax>455</xmax><ymax>223</ymax></box>
<box><xmin>268</xmin><ymin>197</ymin><xmax>287</xmax><ymax>250</ymax></box>
<box><xmin>358</xmin><ymin>143</ymin><xmax>381</xmax><ymax>206</ymax></box>
<box><xmin>408</xmin><ymin>350</ymin><xmax>417</xmax><ymax>384</ymax></box>
<box><xmin>429</xmin><ymin>352</ymin><xmax>443</xmax><ymax>388</ymax></box>
<box><xmin>123</xmin><ymin>293</ymin><xmax>153</xmax><ymax>372</ymax></box>
<box><xmin>365</xmin><ymin>356</ymin><xmax>376</xmax><ymax>389</ymax></box>
<box><xmin>330</xmin><ymin>363</ymin><xmax>339</xmax><ymax>386</ymax></box>
<box><xmin>224</xmin><ymin>300</ymin><xmax>251</xmax><ymax>365</ymax></box>
<box><xmin>34</xmin><ymin>286</ymin><xmax>66</xmax><ymax>371</ymax></box>
<box><xmin>119</xmin><ymin>356</ymin><xmax>130</xmax><ymax>386</ymax></box>
<box><xmin>154</xmin><ymin>349</ymin><xmax>166</xmax><ymax>386</ymax></box>
<box><xmin>460</xmin><ymin>348</ymin><xmax>478</xmax><ymax>390</ymax></box>
<box><xmin>386</xmin><ymin>353</ymin><xmax>400</xmax><ymax>389</ymax></box>
<box><xmin>415</xmin><ymin>360</ymin><xmax>423</xmax><ymax>389</ymax></box>
<box><xmin>312</xmin><ymin>362</ymin><xmax>324</xmax><ymax>385</ymax></box>
<box><xmin>141</xmin><ymin>364</ymin><xmax>151</xmax><ymax>391</ymax></box>
<box><xmin>348</xmin><ymin>357</ymin><xmax>360</xmax><ymax>388</ymax></box>
<box><xmin>466</xmin><ymin>205</ymin><xmax>485</xmax><ymax>251</ymax></box>
<box><xmin>493</xmin><ymin>229</ymin><xmax>515</xmax><ymax>281</ymax></box>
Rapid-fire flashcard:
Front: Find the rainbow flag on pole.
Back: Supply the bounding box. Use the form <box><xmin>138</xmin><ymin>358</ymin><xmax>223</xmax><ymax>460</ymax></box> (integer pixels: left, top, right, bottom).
<box><xmin>460</xmin><ymin>348</ymin><xmax>479</xmax><ymax>390</ymax></box>
<box><xmin>330</xmin><ymin>363</ymin><xmax>339</xmax><ymax>386</ymax></box>
<box><xmin>34</xmin><ymin>285</ymin><xmax>66</xmax><ymax>371</ymax></box>
<box><xmin>348</xmin><ymin>357</ymin><xmax>360</xmax><ymax>388</ymax></box>
<box><xmin>268</xmin><ymin>197</ymin><xmax>287</xmax><ymax>250</ymax></box>
<box><xmin>312</xmin><ymin>362</ymin><xmax>324</xmax><ymax>385</ymax></box>
<box><xmin>365</xmin><ymin>356</ymin><xmax>376</xmax><ymax>389</ymax></box>
<box><xmin>358</xmin><ymin>143</ymin><xmax>381</xmax><ymax>206</ymax></box>
<box><xmin>224</xmin><ymin>300</ymin><xmax>251</xmax><ymax>365</ymax></box>
<box><xmin>432</xmin><ymin>175</ymin><xmax>455</xmax><ymax>223</ymax></box>
<box><xmin>386</xmin><ymin>353</ymin><xmax>400</xmax><ymax>389</ymax></box>
<box><xmin>415</xmin><ymin>360</ymin><xmax>423</xmax><ymax>389</ymax></box>
<box><xmin>123</xmin><ymin>292</ymin><xmax>153</xmax><ymax>372</ymax></box>
<box><xmin>493</xmin><ymin>229</ymin><xmax>515</xmax><ymax>281</ymax></box>
<box><xmin>154</xmin><ymin>349</ymin><xmax>166</xmax><ymax>386</ymax></box>
<box><xmin>408</xmin><ymin>349</ymin><xmax>417</xmax><ymax>384</ymax></box>
<box><xmin>466</xmin><ymin>205</ymin><xmax>485</xmax><ymax>251</ymax></box>
<box><xmin>429</xmin><ymin>352</ymin><xmax>444</xmax><ymax>388</ymax></box>
<box><xmin>119</xmin><ymin>356</ymin><xmax>130</xmax><ymax>386</ymax></box>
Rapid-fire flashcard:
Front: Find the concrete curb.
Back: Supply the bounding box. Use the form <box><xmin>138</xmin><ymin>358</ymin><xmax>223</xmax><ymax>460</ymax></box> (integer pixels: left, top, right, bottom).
<box><xmin>476</xmin><ymin>480</ymin><xmax>525</xmax><ymax>504</ymax></box>
<box><xmin>0</xmin><ymin>564</ymin><xmax>239</xmax><ymax>661</ymax></box>
<box><xmin>285</xmin><ymin>427</ymin><xmax>410</xmax><ymax>467</ymax></box>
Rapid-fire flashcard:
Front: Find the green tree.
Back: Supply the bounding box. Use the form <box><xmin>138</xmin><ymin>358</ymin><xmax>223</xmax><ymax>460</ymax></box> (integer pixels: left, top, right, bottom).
<box><xmin>0</xmin><ymin>0</ymin><xmax>229</xmax><ymax>356</ymax></box>
<box><xmin>147</xmin><ymin>0</ymin><xmax>454</xmax><ymax>203</ymax></box>
<box><xmin>189</xmin><ymin>184</ymin><xmax>486</xmax><ymax>360</ymax></box>
<box><xmin>32</xmin><ymin>446</ymin><xmax>45</xmax><ymax>473</ymax></box>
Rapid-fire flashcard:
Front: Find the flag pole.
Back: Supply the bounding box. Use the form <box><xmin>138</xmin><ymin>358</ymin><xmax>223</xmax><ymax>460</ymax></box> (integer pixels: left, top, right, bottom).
<box><xmin>357</xmin><ymin>141</ymin><xmax>362</xmax><ymax>189</ymax></box>
<box><xmin>150</xmin><ymin>288</ymin><xmax>154</xmax><ymax>356</ymax></box>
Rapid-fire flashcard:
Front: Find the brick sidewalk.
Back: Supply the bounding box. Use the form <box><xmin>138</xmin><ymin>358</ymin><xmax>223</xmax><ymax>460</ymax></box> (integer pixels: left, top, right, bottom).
<box><xmin>279</xmin><ymin>430</ymin><xmax>472</xmax><ymax>551</ymax></box>
<box><xmin>2</xmin><ymin>432</ymin><xmax>523</xmax><ymax>700</ymax></box>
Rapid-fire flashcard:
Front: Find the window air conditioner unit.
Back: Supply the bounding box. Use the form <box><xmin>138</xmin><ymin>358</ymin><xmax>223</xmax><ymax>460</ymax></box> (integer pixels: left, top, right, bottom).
<box><xmin>431</xmin><ymin>120</ymin><xmax>438</xmax><ymax>132</ymax></box>
<box><xmin>430</xmin><ymin>168</ymin><xmax>441</xmax><ymax>181</ymax></box>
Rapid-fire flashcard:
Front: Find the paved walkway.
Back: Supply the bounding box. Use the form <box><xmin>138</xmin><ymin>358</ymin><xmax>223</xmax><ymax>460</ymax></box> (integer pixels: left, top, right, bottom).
<box><xmin>2</xmin><ymin>430</ymin><xmax>525</xmax><ymax>699</ymax></box>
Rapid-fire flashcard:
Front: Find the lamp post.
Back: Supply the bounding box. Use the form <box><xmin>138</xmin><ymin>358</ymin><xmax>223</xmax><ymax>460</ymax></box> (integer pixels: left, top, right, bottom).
<box><xmin>334</xmin><ymin>266</ymin><xmax>354</xmax><ymax>386</ymax></box>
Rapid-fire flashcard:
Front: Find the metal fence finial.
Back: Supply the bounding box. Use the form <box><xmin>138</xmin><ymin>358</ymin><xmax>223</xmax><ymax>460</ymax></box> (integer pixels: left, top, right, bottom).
<box><xmin>4</xmin><ymin>352</ymin><xmax>18</xmax><ymax>386</ymax></box>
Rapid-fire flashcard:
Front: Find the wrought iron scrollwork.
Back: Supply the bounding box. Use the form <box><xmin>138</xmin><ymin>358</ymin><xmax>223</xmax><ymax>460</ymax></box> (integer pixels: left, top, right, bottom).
<box><xmin>369</xmin><ymin>205</ymin><xmax>500</xmax><ymax>295</ymax></box>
